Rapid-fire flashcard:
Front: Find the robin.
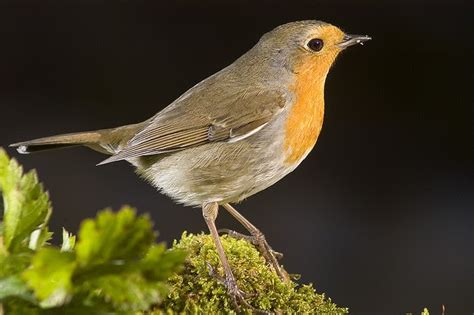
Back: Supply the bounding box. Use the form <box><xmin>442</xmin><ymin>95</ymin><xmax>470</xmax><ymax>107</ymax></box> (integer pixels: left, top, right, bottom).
<box><xmin>11</xmin><ymin>20</ymin><xmax>370</xmax><ymax>307</ymax></box>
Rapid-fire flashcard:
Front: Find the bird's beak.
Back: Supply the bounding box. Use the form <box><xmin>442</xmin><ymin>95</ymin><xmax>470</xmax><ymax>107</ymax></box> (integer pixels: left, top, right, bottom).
<box><xmin>338</xmin><ymin>34</ymin><xmax>372</xmax><ymax>49</ymax></box>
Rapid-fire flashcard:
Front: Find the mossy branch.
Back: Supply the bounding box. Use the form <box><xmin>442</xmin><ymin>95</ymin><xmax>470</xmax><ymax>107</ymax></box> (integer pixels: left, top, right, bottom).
<box><xmin>153</xmin><ymin>232</ymin><xmax>348</xmax><ymax>314</ymax></box>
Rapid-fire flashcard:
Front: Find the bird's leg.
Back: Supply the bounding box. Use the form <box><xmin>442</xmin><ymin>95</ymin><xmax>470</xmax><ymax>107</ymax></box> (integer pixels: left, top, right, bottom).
<box><xmin>222</xmin><ymin>203</ymin><xmax>290</xmax><ymax>282</ymax></box>
<box><xmin>202</xmin><ymin>202</ymin><xmax>251</xmax><ymax>311</ymax></box>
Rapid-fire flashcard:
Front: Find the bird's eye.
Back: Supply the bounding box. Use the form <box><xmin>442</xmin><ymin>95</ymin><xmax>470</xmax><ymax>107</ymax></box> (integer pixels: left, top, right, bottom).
<box><xmin>307</xmin><ymin>38</ymin><xmax>324</xmax><ymax>52</ymax></box>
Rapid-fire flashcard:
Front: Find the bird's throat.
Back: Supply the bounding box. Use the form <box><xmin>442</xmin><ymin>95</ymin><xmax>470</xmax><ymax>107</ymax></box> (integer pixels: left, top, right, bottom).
<box><xmin>283</xmin><ymin>63</ymin><xmax>327</xmax><ymax>165</ymax></box>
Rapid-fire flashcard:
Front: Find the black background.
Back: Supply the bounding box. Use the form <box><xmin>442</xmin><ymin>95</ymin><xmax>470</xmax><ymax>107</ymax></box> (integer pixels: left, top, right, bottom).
<box><xmin>0</xmin><ymin>1</ymin><xmax>472</xmax><ymax>314</ymax></box>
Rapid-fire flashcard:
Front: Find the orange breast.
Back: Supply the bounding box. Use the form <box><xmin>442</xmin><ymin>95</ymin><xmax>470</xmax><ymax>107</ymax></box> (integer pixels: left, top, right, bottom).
<box><xmin>284</xmin><ymin>63</ymin><xmax>326</xmax><ymax>165</ymax></box>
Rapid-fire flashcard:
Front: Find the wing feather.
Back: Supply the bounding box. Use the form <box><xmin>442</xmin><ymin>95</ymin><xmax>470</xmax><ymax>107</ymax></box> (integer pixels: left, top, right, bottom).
<box><xmin>98</xmin><ymin>89</ymin><xmax>288</xmax><ymax>165</ymax></box>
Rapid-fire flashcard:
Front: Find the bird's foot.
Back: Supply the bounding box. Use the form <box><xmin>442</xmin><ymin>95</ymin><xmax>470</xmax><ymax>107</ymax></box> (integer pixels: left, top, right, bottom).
<box><xmin>219</xmin><ymin>229</ymin><xmax>284</xmax><ymax>259</ymax></box>
<box><xmin>206</xmin><ymin>263</ymin><xmax>267</xmax><ymax>314</ymax></box>
<box><xmin>219</xmin><ymin>229</ymin><xmax>290</xmax><ymax>282</ymax></box>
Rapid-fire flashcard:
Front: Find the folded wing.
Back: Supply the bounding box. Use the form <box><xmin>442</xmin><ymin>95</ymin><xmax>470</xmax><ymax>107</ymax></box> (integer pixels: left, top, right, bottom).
<box><xmin>98</xmin><ymin>89</ymin><xmax>288</xmax><ymax>165</ymax></box>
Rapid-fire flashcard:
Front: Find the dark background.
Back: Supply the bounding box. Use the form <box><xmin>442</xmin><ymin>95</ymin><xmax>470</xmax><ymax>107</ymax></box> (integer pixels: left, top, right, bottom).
<box><xmin>0</xmin><ymin>0</ymin><xmax>472</xmax><ymax>314</ymax></box>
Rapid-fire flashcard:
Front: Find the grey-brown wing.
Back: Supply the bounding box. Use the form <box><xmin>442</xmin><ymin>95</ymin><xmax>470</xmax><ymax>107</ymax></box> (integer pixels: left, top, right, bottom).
<box><xmin>98</xmin><ymin>90</ymin><xmax>287</xmax><ymax>165</ymax></box>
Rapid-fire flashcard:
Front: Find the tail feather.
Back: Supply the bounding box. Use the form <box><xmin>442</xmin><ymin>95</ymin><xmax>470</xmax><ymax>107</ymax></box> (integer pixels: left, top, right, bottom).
<box><xmin>10</xmin><ymin>131</ymin><xmax>105</xmax><ymax>154</ymax></box>
<box><xmin>10</xmin><ymin>122</ymin><xmax>145</xmax><ymax>163</ymax></box>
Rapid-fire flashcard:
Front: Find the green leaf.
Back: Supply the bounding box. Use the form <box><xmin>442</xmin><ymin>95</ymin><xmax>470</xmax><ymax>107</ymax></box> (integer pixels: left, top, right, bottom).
<box><xmin>1</xmin><ymin>298</ymin><xmax>41</xmax><ymax>315</ymax></box>
<box><xmin>0</xmin><ymin>151</ymin><xmax>186</xmax><ymax>312</ymax></box>
<box><xmin>0</xmin><ymin>149</ymin><xmax>52</xmax><ymax>253</ymax></box>
<box><xmin>75</xmin><ymin>207</ymin><xmax>155</xmax><ymax>267</ymax></box>
<box><xmin>22</xmin><ymin>248</ymin><xmax>76</xmax><ymax>308</ymax></box>
<box><xmin>141</xmin><ymin>244</ymin><xmax>187</xmax><ymax>281</ymax></box>
<box><xmin>0</xmin><ymin>275</ymin><xmax>36</xmax><ymax>303</ymax></box>
<box><xmin>28</xmin><ymin>227</ymin><xmax>53</xmax><ymax>251</ymax></box>
<box><xmin>0</xmin><ymin>250</ymin><xmax>32</xmax><ymax>277</ymax></box>
<box><xmin>69</xmin><ymin>209</ymin><xmax>185</xmax><ymax>312</ymax></box>
<box><xmin>61</xmin><ymin>228</ymin><xmax>76</xmax><ymax>252</ymax></box>
<box><xmin>79</xmin><ymin>273</ymin><xmax>167</xmax><ymax>312</ymax></box>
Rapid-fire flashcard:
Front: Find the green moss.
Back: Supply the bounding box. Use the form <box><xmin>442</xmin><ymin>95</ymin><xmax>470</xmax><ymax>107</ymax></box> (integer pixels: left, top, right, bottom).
<box><xmin>151</xmin><ymin>232</ymin><xmax>348</xmax><ymax>314</ymax></box>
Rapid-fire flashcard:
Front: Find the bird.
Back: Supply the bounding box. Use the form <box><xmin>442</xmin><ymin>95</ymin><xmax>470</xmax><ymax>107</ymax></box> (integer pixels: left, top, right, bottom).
<box><xmin>10</xmin><ymin>20</ymin><xmax>370</xmax><ymax>308</ymax></box>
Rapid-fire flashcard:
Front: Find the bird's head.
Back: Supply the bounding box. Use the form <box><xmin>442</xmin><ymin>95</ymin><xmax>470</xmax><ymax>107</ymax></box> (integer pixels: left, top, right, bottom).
<box><xmin>254</xmin><ymin>20</ymin><xmax>371</xmax><ymax>77</ymax></box>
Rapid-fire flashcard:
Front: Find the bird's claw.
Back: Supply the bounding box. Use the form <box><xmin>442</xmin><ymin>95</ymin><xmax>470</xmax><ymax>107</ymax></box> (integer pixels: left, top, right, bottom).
<box><xmin>206</xmin><ymin>261</ymin><xmax>267</xmax><ymax>314</ymax></box>
<box><xmin>219</xmin><ymin>228</ymin><xmax>255</xmax><ymax>242</ymax></box>
<box><xmin>219</xmin><ymin>228</ymin><xmax>283</xmax><ymax>259</ymax></box>
<box><xmin>218</xmin><ymin>228</ymin><xmax>289</xmax><ymax>282</ymax></box>
<box><xmin>207</xmin><ymin>262</ymin><xmax>225</xmax><ymax>283</ymax></box>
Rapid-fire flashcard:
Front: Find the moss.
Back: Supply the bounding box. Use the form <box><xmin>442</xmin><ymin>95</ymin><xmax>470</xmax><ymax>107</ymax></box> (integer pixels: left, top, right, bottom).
<box><xmin>151</xmin><ymin>232</ymin><xmax>348</xmax><ymax>314</ymax></box>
